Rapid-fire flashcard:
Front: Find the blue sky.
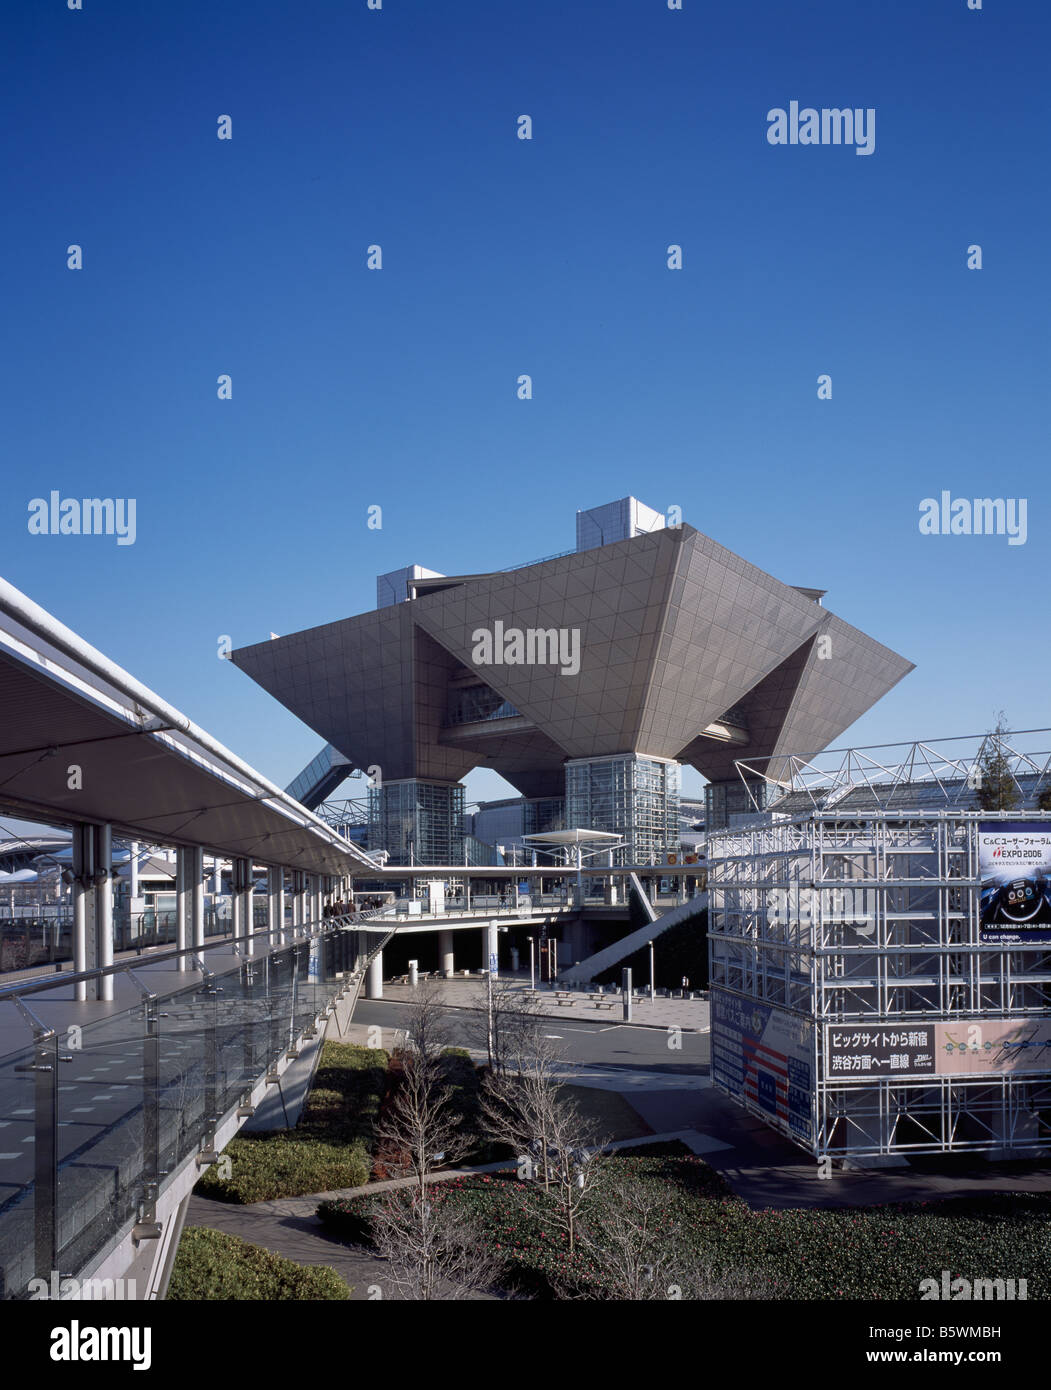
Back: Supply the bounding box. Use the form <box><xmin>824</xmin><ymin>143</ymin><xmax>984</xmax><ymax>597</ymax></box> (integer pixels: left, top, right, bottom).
<box><xmin>2</xmin><ymin>0</ymin><xmax>1048</xmax><ymax>809</ymax></box>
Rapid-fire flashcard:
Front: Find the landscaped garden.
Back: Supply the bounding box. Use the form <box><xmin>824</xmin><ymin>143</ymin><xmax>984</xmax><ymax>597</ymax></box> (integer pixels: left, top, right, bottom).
<box><xmin>317</xmin><ymin>1142</ymin><xmax>1051</xmax><ymax>1300</ymax></box>
<box><xmin>188</xmin><ymin>991</ymin><xmax>1051</xmax><ymax>1302</ymax></box>
<box><xmin>195</xmin><ymin>1042</ymin><xmax>389</xmax><ymax>1203</ymax></box>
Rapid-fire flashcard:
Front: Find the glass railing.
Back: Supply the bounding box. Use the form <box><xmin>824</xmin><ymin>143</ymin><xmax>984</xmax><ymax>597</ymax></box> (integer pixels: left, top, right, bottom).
<box><xmin>0</xmin><ymin>906</ymin><xmax>271</xmax><ymax>977</ymax></box>
<box><xmin>0</xmin><ymin>914</ymin><xmax>362</xmax><ymax>1300</ymax></box>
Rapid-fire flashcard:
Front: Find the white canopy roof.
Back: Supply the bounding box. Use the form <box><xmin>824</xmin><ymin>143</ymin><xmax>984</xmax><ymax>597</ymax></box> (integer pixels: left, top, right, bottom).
<box><xmin>522</xmin><ymin>829</ymin><xmax>623</xmax><ymax>846</ymax></box>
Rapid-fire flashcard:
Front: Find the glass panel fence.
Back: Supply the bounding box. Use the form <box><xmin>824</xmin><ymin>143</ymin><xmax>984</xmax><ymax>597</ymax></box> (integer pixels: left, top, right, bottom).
<box><xmin>0</xmin><ymin>918</ymin><xmax>352</xmax><ymax>1298</ymax></box>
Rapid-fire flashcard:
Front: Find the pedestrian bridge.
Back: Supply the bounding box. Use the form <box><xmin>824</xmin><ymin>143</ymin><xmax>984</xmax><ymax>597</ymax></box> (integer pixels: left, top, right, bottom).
<box><xmin>0</xmin><ymin>912</ymin><xmax>385</xmax><ymax>1301</ymax></box>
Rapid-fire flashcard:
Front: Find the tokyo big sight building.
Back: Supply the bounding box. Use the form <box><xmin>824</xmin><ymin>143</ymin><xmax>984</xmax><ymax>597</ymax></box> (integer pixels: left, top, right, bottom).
<box><xmin>231</xmin><ymin>498</ymin><xmax>913</xmax><ymax>865</ymax></box>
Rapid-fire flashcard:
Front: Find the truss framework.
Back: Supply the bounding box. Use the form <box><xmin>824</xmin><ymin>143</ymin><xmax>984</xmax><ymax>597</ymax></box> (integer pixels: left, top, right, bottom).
<box><xmin>736</xmin><ymin>727</ymin><xmax>1051</xmax><ymax>815</ymax></box>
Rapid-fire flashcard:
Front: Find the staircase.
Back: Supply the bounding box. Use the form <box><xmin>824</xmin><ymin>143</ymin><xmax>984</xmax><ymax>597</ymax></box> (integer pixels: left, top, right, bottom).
<box><xmin>560</xmin><ymin>889</ymin><xmax>707</xmax><ymax>985</ymax></box>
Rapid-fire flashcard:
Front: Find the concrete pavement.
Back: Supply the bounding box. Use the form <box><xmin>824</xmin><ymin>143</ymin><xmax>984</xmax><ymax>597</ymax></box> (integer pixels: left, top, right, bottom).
<box><xmin>379</xmin><ymin>974</ymin><xmax>710</xmax><ymax>1032</ymax></box>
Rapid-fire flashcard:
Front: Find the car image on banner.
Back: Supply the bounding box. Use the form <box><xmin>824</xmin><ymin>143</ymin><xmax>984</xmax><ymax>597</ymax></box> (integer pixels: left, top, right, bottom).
<box><xmin>979</xmin><ymin>821</ymin><xmax>1051</xmax><ymax>945</ymax></box>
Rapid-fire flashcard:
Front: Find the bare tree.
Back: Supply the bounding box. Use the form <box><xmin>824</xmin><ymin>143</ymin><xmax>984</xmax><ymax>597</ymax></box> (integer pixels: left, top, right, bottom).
<box><xmin>369</xmin><ymin>1188</ymin><xmax>507</xmax><ymax>1301</ymax></box>
<box><xmin>571</xmin><ymin>1166</ymin><xmax>773</xmax><ymax>1301</ymax></box>
<box><xmin>478</xmin><ymin>978</ymin><xmax>544</xmax><ymax>1076</ymax></box>
<box><xmin>481</xmin><ymin>1025</ymin><xmax>606</xmax><ymax>1254</ymax></box>
<box><xmin>374</xmin><ymin>980</ymin><xmax>473</xmax><ymax>1200</ymax></box>
<box><xmin>575</xmin><ymin>1165</ymin><xmax>686</xmax><ymax>1300</ymax></box>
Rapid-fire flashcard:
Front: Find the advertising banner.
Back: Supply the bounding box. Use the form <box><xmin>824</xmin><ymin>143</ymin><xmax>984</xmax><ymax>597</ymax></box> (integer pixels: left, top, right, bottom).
<box><xmin>825</xmin><ymin>1025</ymin><xmax>937</xmax><ymax>1077</ymax></box>
<box><xmin>978</xmin><ymin>821</ymin><xmax>1051</xmax><ymax>945</ymax></box>
<box><xmin>711</xmin><ymin>986</ymin><xmax>813</xmax><ymax>1141</ymax></box>
<box><xmin>825</xmin><ymin>1019</ymin><xmax>1051</xmax><ymax>1079</ymax></box>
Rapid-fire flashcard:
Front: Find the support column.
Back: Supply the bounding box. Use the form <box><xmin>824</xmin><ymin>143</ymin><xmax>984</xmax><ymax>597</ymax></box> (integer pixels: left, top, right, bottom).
<box><xmin>439</xmin><ymin>929</ymin><xmax>455</xmax><ymax>979</ymax></box>
<box><xmin>191</xmin><ymin>846</ymin><xmax>205</xmax><ymax>950</ymax></box>
<box><xmin>268</xmin><ymin>866</ymin><xmax>284</xmax><ymax>946</ymax></box>
<box><xmin>94</xmin><ymin>823</ymin><xmax>113</xmax><ymax>1002</ymax></box>
<box><xmin>234</xmin><ymin>857</ymin><xmax>253</xmax><ymax>956</ymax></box>
<box><xmin>290</xmin><ymin>871</ymin><xmax>302</xmax><ymax>933</ymax></box>
<box><xmin>72</xmin><ymin>824</ymin><xmax>93</xmax><ymax>1004</ymax></box>
<box><xmin>243</xmin><ymin>859</ymin><xmax>256</xmax><ymax>940</ymax></box>
<box><xmin>366</xmin><ymin>949</ymin><xmax>383</xmax><ymax>999</ymax></box>
<box><xmin>176</xmin><ymin>846</ymin><xmax>192</xmax><ymax>972</ymax></box>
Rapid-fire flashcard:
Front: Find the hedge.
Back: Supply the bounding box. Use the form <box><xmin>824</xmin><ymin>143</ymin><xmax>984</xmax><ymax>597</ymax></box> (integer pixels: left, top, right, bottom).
<box><xmin>196</xmin><ymin>1043</ymin><xmax>388</xmax><ymax>1203</ymax></box>
<box><xmin>167</xmin><ymin>1227</ymin><xmax>349</xmax><ymax>1300</ymax></box>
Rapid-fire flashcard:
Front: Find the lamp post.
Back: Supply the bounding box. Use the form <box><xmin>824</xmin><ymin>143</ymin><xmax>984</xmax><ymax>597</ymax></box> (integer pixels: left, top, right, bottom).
<box><xmin>648</xmin><ymin>939</ymin><xmax>655</xmax><ymax>1001</ymax></box>
<box><xmin>486</xmin><ymin>967</ymin><xmax>494</xmax><ymax>1068</ymax></box>
<box><xmin>529</xmin><ymin>935</ymin><xmax>536</xmax><ymax>991</ymax></box>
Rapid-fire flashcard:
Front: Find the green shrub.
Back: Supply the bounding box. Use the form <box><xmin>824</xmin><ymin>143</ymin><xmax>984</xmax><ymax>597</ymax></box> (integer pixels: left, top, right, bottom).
<box><xmin>197</xmin><ymin>1134</ymin><xmax>372</xmax><ymax>1203</ymax></box>
<box><xmin>317</xmin><ymin>1153</ymin><xmax>1051</xmax><ymax>1301</ymax></box>
<box><xmin>167</xmin><ymin>1226</ymin><xmax>349</xmax><ymax>1300</ymax></box>
<box><xmin>197</xmin><ymin>1043</ymin><xmax>388</xmax><ymax>1203</ymax></box>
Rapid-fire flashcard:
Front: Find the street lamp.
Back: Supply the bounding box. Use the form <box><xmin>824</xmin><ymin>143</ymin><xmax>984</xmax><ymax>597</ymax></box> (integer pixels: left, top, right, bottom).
<box><xmin>529</xmin><ymin>935</ymin><xmax>536</xmax><ymax>991</ymax></box>
<box><xmin>648</xmin><ymin>939</ymin><xmax>655</xmax><ymax>1001</ymax></box>
<box><xmin>486</xmin><ymin>966</ymin><xmax>494</xmax><ymax>1067</ymax></box>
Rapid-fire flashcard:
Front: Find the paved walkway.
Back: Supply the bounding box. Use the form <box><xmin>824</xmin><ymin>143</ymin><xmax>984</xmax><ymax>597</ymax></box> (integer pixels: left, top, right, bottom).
<box><xmin>378</xmin><ymin>976</ymin><xmax>710</xmax><ymax>1033</ymax></box>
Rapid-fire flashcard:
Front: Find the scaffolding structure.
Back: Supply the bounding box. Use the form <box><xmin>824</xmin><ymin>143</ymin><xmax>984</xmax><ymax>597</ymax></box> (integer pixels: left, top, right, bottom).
<box><xmin>708</xmin><ymin>809</ymin><xmax>1051</xmax><ymax>1159</ymax></box>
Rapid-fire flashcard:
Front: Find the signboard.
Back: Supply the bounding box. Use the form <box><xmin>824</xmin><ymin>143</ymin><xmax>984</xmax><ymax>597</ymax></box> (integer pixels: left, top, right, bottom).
<box><xmin>825</xmin><ymin>1019</ymin><xmax>1051</xmax><ymax>1079</ymax></box>
<box><xmin>825</xmin><ymin>1025</ymin><xmax>937</xmax><ymax>1077</ymax></box>
<box><xmin>978</xmin><ymin>822</ymin><xmax>1051</xmax><ymax>945</ymax></box>
<box><xmin>711</xmin><ymin>987</ymin><xmax>813</xmax><ymax>1141</ymax></box>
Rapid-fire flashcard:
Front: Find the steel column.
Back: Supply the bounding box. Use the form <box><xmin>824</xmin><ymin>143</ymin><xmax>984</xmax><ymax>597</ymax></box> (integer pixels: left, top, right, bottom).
<box><xmin>94</xmin><ymin>823</ymin><xmax>113</xmax><ymax>1002</ymax></box>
